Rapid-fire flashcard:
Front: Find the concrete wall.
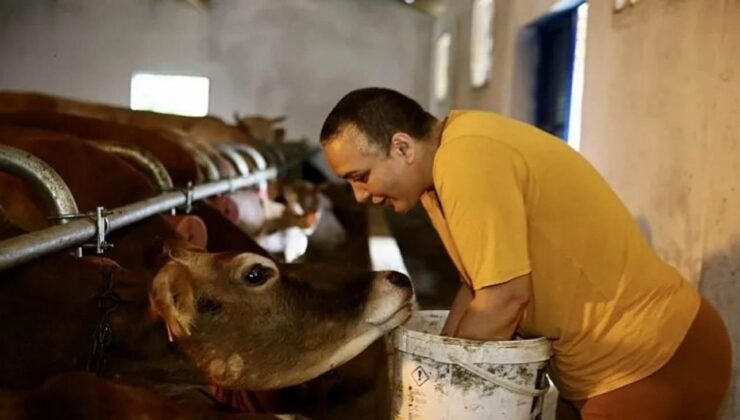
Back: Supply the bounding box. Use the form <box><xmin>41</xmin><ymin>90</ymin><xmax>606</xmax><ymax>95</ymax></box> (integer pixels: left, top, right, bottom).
<box><xmin>0</xmin><ymin>0</ymin><xmax>433</xmax><ymax>145</ymax></box>
<box><xmin>429</xmin><ymin>0</ymin><xmax>564</xmax><ymax>118</ymax></box>
<box><xmin>581</xmin><ymin>2</ymin><xmax>740</xmax><ymax>416</ymax></box>
<box><xmin>438</xmin><ymin>0</ymin><xmax>739</xmax><ymax>416</ymax></box>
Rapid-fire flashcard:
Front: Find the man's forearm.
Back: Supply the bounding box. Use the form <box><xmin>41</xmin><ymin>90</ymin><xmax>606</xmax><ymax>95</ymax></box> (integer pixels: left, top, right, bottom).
<box><xmin>454</xmin><ymin>299</ymin><xmax>524</xmax><ymax>340</ymax></box>
<box><xmin>452</xmin><ymin>275</ymin><xmax>531</xmax><ymax>341</ymax></box>
<box><xmin>441</xmin><ymin>283</ymin><xmax>473</xmax><ymax>336</ymax></box>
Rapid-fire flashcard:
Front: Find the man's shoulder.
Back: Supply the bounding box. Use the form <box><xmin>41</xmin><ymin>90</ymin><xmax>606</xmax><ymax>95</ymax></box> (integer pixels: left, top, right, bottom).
<box><xmin>444</xmin><ymin>109</ymin><xmax>554</xmax><ymax>146</ymax></box>
<box><xmin>437</xmin><ymin>129</ymin><xmax>521</xmax><ymax>162</ymax></box>
<box><xmin>433</xmin><ymin>131</ymin><xmax>529</xmax><ymax>190</ymax></box>
<box><xmin>444</xmin><ymin>109</ymin><xmax>518</xmax><ymax>138</ymax></box>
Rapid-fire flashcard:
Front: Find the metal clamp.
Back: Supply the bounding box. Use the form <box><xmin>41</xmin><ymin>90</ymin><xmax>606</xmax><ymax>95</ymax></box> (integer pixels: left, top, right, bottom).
<box><xmin>87</xmin><ymin>207</ymin><xmax>113</xmax><ymax>254</ymax></box>
<box><xmin>179</xmin><ymin>181</ymin><xmax>195</xmax><ymax>214</ymax></box>
<box><xmin>227</xmin><ymin>177</ymin><xmax>237</xmax><ymax>194</ymax></box>
<box><xmin>50</xmin><ymin>206</ymin><xmax>113</xmax><ymax>254</ymax></box>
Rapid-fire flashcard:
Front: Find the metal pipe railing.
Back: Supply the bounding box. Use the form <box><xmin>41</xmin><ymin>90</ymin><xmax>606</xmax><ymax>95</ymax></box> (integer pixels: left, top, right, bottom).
<box><xmin>230</xmin><ymin>143</ymin><xmax>271</xmax><ymax>196</ymax></box>
<box><xmin>231</xmin><ymin>143</ymin><xmax>268</xmax><ymax>171</ymax></box>
<box><xmin>0</xmin><ymin>167</ymin><xmax>278</xmax><ymax>271</ymax></box>
<box><xmin>93</xmin><ymin>141</ymin><xmax>174</xmax><ymax>191</ymax></box>
<box><xmin>216</xmin><ymin>144</ymin><xmax>251</xmax><ymax>177</ymax></box>
<box><xmin>178</xmin><ymin>141</ymin><xmax>221</xmax><ymax>182</ymax></box>
<box><xmin>0</xmin><ymin>145</ymin><xmax>79</xmax><ymax>222</ymax></box>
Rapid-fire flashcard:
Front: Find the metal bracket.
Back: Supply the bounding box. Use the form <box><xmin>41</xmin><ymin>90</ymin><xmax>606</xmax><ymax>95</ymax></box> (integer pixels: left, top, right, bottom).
<box><xmin>87</xmin><ymin>207</ymin><xmax>113</xmax><ymax>254</ymax></box>
<box><xmin>50</xmin><ymin>206</ymin><xmax>113</xmax><ymax>254</ymax></box>
<box><xmin>227</xmin><ymin>177</ymin><xmax>237</xmax><ymax>194</ymax></box>
<box><xmin>179</xmin><ymin>181</ymin><xmax>195</xmax><ymax>214</ymax></box>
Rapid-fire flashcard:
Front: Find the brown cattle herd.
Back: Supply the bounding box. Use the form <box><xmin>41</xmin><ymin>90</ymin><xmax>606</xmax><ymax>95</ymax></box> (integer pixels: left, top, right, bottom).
<box><xmin>0</xmin><ymin>92</ymin><xmax>414</xmax><ymax>420</ymax></box>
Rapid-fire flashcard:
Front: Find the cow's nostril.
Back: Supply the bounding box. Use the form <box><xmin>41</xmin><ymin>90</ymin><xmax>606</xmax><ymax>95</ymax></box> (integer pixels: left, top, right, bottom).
<box><xmin>386</xmin><ymin>271</ymin><xmax>411</xmax><ymax>288</ymax></box>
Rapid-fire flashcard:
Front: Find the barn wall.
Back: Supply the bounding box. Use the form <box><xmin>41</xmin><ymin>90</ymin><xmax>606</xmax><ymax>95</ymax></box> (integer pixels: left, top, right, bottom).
<box><xmin>580</xmin><ymin>3</ymin><xmax>740</xmax><ymax>416</ymax></box>
<box><xmin>0</xmin><ymin>0</ymin><xmax>433</xmax><ymax>145</ymax></box>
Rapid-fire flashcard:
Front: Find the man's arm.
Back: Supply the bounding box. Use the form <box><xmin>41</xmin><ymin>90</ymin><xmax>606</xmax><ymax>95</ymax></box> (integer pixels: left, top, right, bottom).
<box><xmin>454</xmin><ymin>274</ymin><xmax>531</xmax><ymax>341</ymax></box>
<box><xmin>441</xmin><ymin>283</ymin><xmax>474</xmax><ymax>336</ymax></box>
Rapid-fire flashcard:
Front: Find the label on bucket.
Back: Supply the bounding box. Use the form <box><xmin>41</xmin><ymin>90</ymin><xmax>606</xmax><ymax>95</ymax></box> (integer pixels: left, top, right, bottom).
<box><xmin>411</xmin><ymin>366</ymin><xmax>430</xmax><ymax>386</ymax></box>
<box><xmin>391</xmin><ymin>353</ymin><xmax>547</xmax><ymax>420</ymax></box>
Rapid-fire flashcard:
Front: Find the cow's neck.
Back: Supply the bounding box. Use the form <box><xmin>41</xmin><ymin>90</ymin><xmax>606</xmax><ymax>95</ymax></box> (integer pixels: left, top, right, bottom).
<box><xmin>102</xmin><ymin>267</ymin><xmax>209</xmax><ymax>387</ymax></box>
<box><xmin>104</xmin><ymin>352</ymin><xmax>209</xmax><ymax>388</ymax></box>
<box><xmin>75</xmin><ymin>218</ymin><xmax>209</xmax><ymax>386</ymax></box>
<box><xmin>105</xmin><ymin>217</ymin><xmax>182</xmax><ymax>277</ymax></box>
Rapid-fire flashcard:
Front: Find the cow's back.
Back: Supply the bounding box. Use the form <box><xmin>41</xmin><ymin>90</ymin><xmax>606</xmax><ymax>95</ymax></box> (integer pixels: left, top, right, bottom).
<box><xmin>0</xmin><ymin>91</ymin><xmax>250</xmax><ymax>144</ymax></box>
<box><xmin>0</xmin><ymin>125</ymin><xmax>158</xmax><ymax>213</ymax></box>
<box><xmin>0</xmin><ymin>112</ymin><xmax>199</xmax><ymax>187</ymax></box>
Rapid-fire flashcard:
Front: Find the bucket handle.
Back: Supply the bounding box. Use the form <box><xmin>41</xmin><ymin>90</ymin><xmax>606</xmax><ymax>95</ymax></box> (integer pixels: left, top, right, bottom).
<box><xmin>448</xmin><ymin>355</ymin><xmax>549</xmax><ymax>398</ymax></box>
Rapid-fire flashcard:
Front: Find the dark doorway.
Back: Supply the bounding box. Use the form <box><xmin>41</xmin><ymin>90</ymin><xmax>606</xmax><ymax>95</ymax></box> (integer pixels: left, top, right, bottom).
<box><xmin>532</xmin><ymin>3</ymin><xmax>584</xmax><ymax>140</ymax></box>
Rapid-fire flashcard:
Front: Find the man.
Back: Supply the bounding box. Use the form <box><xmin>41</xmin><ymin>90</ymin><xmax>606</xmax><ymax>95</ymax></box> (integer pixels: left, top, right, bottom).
<box><xmin>319</xmin><ymin>88</ymin><xmax>732</xmax><ymax>419</ymax></box>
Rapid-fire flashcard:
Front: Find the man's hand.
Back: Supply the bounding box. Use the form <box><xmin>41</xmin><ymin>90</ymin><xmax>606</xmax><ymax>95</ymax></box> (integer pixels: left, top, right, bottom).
<box><xmin>453</xmin><ymin>274</ymin><xmax>531</xmax><ymax>341</ymax></box>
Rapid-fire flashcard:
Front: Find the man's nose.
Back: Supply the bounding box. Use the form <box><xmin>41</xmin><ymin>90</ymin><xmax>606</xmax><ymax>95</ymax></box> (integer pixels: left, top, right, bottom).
<box><xmin>352</xmin><ymin>184</ymin><xmax>370</xmax><ymax>203</ymax></box>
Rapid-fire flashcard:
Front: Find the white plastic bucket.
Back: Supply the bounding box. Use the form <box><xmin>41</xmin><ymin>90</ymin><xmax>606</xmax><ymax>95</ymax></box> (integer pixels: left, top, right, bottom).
<box><xmin>389</xmin><ymin>310</ymin><xmax>553</xmax><ymax>420</ymax></box>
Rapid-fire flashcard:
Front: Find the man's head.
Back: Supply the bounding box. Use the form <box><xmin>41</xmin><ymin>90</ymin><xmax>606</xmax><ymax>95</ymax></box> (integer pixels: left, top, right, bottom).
<box><xmin>320</xmin><ymin>88</ymin><xmax>438</xmax><ymax>213</ymax></box>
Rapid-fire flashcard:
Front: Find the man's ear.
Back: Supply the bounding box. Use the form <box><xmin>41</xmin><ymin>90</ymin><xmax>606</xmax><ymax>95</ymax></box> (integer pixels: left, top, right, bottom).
<box><xmin>390</xmin><ymin>133</ymin><xmax>416</xmax><ymax>164</ymax></box>
<box><xmin>149</xmin><ymin>261</ymin><xmax>197</xmax><ymax>340</ymax></box>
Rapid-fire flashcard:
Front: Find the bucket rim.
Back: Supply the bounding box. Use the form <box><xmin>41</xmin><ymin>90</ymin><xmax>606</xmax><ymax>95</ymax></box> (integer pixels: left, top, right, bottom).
<box><xmin>394</xmin><ymin>322</ymin><xmax>552</xmax><ymax>351</ymax></box>
<box><xmin>392</xmin><ymin>310</ymin><xmax>553</xmax><ymax>360</ymax></box>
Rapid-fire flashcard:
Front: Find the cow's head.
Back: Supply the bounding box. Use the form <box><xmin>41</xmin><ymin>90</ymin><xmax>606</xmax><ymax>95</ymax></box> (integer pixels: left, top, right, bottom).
<box><xmin>149</xmin><ymin>247</ymin><xmax>413</xmax><ymax>390</ymax></box>
<box><xmin>232</xmin><ymin>113</ymin><xmax>286</xmax><ymax>143</ymax></box>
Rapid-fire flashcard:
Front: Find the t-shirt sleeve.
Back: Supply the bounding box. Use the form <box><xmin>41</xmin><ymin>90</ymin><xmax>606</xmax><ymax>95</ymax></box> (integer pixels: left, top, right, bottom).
<box><xmin>434</xmin><ymin>135</ymin><xmax>531</xmax><ymax>290</ymax></box>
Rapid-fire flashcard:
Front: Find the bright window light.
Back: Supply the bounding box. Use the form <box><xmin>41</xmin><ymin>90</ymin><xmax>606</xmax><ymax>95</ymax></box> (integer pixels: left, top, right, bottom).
<box><xmin>130</xmin><ymin>73</ymin><xmax>210</xmax><ymax>117</ymax></box>
<box><xmin>567</xmin><ymin>3</ymin><xmax>588</xmax><ymax>151</ymax></box>
<box><xmin>367</xmin><ymin>207</ymin><xmax>409</xmax><ymax>275</ymax></box>
<box><xmin>369</xmin><ymin>236</ymin><xmax>409</xmax><ymax>275</ymax></box>
<box><xmin>470</xmin><ymin>0</ymin><xmax>494</xmax><ymax>88</ymax></box>
<box><xmin>434</xmin><ymin>32</ymin><xmax>452</xmax><ymax>102</ymax></box>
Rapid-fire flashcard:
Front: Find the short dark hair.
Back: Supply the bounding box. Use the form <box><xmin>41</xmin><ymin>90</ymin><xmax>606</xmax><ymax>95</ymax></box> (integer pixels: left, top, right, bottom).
<box><xmin>319</xmin><ymin>87</ymin><xmax>436</xmax><ymax>153</ymax></box>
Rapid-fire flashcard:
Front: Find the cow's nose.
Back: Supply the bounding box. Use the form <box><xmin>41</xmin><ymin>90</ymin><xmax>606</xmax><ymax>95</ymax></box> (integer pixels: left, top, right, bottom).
<box><xmin>386</xmin><ymin>271</ymin><xmax>411</xmax><ymax>288</ymax></box>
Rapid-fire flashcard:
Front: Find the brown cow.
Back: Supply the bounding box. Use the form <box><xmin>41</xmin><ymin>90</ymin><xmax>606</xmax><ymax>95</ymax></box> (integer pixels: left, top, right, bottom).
<box><xmin>0</xmin><ymin>125</ymin><xmax>208</xmax><ymax>246</ymax></box>
<box><xmin>0</xmin><ymin>211</ymin><xmax>413</xmax><ymax>385</ymax></box>
<box><xmin>0</xmin><ymin>111</ymin><xmax>318</xmax><ymax>243</ymax></box>
<box><xmin>233</xmin><ymin>114</ymin><xmax>286</xmax><ymax>144</ymax></box>
<box><xmin>0</xmin><ymin>112</ymin><xmax>249</xmax><ymax>223</ymax></box>
<box><xmin>0</xmin><ymin>232</ymin><xmax>413</xmax><ymax>391</ymax></box>
<box><xmin>0</xmin><ymin>90</ymin><xmax>251</xmax><ymax>144</ymax></box>
<box><xmin>0</xmin><ymin>111</ymin><xmax>201</xmax><ymax>187</ymax></box>
<box><xmin>0</xmin><ymin>93</ymin><xmax>334</xmax><ymax>234</ymax></box>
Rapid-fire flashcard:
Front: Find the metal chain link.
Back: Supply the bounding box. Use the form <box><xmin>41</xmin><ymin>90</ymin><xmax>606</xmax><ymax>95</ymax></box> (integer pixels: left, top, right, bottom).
<box><xmin>86</xmin><ymin>266</ymin><xmax>120</xmax><ymax>375</ymax></box>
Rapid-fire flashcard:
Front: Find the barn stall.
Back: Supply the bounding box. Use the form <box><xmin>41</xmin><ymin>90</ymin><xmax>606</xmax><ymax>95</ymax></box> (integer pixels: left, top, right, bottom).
<box><xmin>1</xmin><ymin>1</ymin><xmax>739</xmax><ymax>419</ymax></box>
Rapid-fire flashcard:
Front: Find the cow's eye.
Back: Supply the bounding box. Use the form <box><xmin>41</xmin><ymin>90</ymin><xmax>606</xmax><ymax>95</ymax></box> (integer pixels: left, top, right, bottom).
<box><xmin>244</xmin><ymin>264</ymin><xmax>271</xmax><ymax>286</ymax></box>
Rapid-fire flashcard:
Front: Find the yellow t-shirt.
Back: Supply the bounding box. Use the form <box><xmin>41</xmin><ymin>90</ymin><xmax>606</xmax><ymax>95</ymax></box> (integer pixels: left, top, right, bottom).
<box><xmin>421</xmin><ymin>110</ymin><xmax>700</xmax><ymax>400</ymax></box>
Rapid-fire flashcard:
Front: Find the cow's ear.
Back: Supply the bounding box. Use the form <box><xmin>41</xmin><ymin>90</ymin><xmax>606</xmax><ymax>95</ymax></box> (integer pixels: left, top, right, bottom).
<box><xmin>149</xmin><ymin>261</ymin><xmax>197</xmax><ymax>340</ymax></box>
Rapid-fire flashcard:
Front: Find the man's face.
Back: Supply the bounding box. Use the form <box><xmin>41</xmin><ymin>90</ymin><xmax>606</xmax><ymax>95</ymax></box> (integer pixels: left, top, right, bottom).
<box><xmin>323</xmin><ymin>126</ymin><xmax>422</xmax><ymax>214</ymax></box>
